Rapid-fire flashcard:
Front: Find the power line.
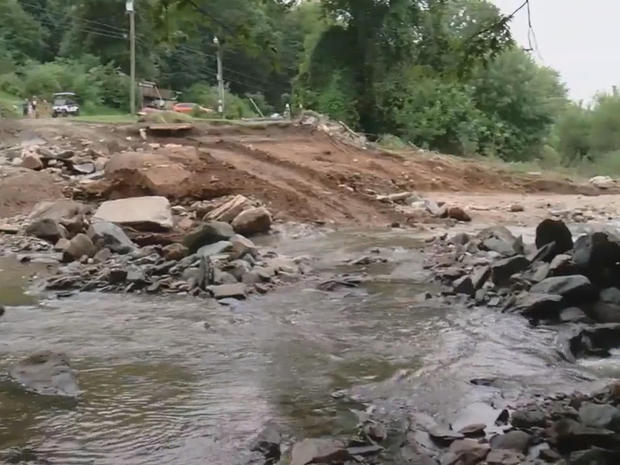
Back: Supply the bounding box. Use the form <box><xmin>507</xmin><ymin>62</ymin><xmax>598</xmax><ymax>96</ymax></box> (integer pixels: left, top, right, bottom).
<box><xmin>10</xmin><ymin>1</ymin><xmax>281</xmax><ymax>97</ymax></box>
<box><xmin>19</xmin><ymin>0</ymin><xmax>129</xmax><ymax>35</ymax></box>
<box><xmin>465</xmin><ymin>0</ymin><xmax>529</xmax><ymax>47</ymax></box>
<box><xmin>525</xmin><ymin>0</ymin><xmax>544</xmax><ymax>62</ymax></box>
<box><xmin>0</xmin><ymin>11</ymin><xmax>128</xmax><ymax>42</ymax></box>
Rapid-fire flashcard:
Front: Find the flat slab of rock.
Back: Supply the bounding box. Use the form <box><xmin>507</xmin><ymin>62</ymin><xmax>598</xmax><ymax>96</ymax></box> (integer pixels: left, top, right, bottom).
<box><xmin>206</xmin><ymin>195</ymin><xmax>252</xmax><ymax>222</ymax></box>
<box><xmin>196</xmin><ymin>240</ymin><xmax>233</xmax><ymax>258</ymax></box>
<box><xmin>208</xmin><ymin>283</ymin><xmax>247</xmax><ymax>300</ymax></box>
<box><xmin>530</xmin><ymin>275</ymin><xmax>595</xmax><ymax>302</ymax></box>
<box><xmin>9</xmin><ymin>351</ymin><xmax>80</xmax><ymax>397</ymax></box>
<box><xmin>490</xmin><ymin>430</ymin><xmax>532</xmax><ymax>453</ymax></box>
<box><xmin>290</xmin><ymin>438</ymin><xmax>349</xmax><ymax>465</ymax></box>
<box><xmin>442</xmin><ymin>439</ymin><xmax>490</xmax><ymax>465</ymax></box>
<box><xmin>94</xmin><ymin>196</ymin><xmax>173</xmax><ymax>231</ymax></box>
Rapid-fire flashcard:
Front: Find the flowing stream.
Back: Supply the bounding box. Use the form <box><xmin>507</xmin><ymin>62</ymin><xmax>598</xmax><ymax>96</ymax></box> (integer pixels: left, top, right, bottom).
<box><xmin>0</xmin><ymin>228</ymin><xmax>617</xmax><ymax>464</ymax></box>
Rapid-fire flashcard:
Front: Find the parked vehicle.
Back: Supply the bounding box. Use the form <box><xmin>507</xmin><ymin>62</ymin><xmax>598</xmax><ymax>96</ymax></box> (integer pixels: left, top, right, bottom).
<box><xmin>52</xmin><ymin>92</ymin><xmax>80</xmax><ymax>117</ymax></box>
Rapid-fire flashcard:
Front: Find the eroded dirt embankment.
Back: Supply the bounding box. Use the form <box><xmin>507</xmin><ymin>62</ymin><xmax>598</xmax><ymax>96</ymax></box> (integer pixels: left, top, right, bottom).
<box><xmin>1</xmin><ymin>118</ymin><xmax>617</xmax><ymax>225</ymax></box>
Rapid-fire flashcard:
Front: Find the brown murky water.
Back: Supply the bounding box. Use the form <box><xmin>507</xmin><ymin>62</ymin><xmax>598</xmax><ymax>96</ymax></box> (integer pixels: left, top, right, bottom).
<box><xmin>0</xmin><ymin>229</ymin><xmax>615</xmax><ymax>464</ymax></box>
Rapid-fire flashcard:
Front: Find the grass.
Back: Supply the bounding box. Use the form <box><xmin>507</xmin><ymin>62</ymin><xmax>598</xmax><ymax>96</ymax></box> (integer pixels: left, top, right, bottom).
<box><xmin>70</xmin><ymin>114</ymin><xmax>138</xmax><ymax>124</ymax></box>
<box><xmin>0</xmin><ymin>90</ymin><xmax>22</xmax><ymax>118</ymax></box>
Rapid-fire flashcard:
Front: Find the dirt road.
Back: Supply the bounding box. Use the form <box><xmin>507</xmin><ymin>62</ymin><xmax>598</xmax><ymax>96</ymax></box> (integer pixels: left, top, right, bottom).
<box><xmin>1</xmin><ymin>118</ymin><xmax>617</xmax><ymax>226</ymax></box>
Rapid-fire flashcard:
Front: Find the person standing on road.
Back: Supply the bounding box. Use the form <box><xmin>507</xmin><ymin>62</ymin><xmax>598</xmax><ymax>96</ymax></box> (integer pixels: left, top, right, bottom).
<box><xmin>22</xmin><ymin>98</ymin><xmax>29</xmax><ymax>117</ymax></box>
<box><xmin>31</xmin><ymin>96</ymin><xmax>38</xmax><ymax>119</ymax></box>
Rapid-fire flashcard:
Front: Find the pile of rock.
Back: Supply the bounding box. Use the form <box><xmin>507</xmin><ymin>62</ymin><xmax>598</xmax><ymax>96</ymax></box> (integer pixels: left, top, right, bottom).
<box><xmin>251</xmin><ymin>378</ymin><xmax>620</xmax><ymax>465</ymax></box>
<box><xmin>3</xmin><ymin>195</ymin><xmax>300</xmax><ymax>300</ymax></box>
<box><xmin>402</xmin><ymin>380</ymin><xmax>620</xmax><ymax>465</ymax></box>
<box><xmin>2</xmin><ymin>143</ymin><xmax>110</xmax><ymax>178</ymax></box>
<box><xmin>428</xmin><ymin>219</ymin><xmax>620</xmax><ymax>361</ymax></box>
<box><xmin>189</xmin><ymin>194</ymin><xmax>273</xmax><ymax>236</ymax></box>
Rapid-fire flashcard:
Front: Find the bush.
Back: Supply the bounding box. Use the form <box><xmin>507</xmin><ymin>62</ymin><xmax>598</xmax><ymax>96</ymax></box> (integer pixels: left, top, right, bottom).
<box><xmin>378</xmin><ymin>134</ymin><xmax>408</xmax><ymax>150</ymax></box>
<box><xmin>589</xmin><ymin>94</ymin><xmax>620</xmax><ymax>155</ymax></box>
<box><xmin>0</xmin><ymin>100</ymin><xmax>19</xmax><ymax>118</ymax></box>
<box><xmin>591</xmin><ymin>150</ymin><xmax>620</xmax><ymax>175</ymax></box>
<box><xmin>375</xmin><ymin>66</ymin><xmax>491</xmax><ymax>156</ymax></box>
<box><xmin>22</xmin><ymin>59</ymin><xmax>100</xmax><ymax>104</ymax></box>
<box><xmin>0</xmin><ymin>73</ymin><xmax>24</xmax><ymax>96</ymax></box>
<box><xmin>184</xmin><ymin>83</ymin><xmax>256</xmax><ymax>119</ymax></box>
<box><xmin>316</xmin><ymin>71</ymin><xmax>359</xmax><ymax>127</ymax></box>
<box><xmin>555</xmin><ymin>103</ymin><xmax>592</xmax><ymax>163</ymax></box>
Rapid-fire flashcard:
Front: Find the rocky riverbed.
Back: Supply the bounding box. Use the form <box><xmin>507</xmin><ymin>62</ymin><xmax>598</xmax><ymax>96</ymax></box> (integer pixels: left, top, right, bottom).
<box><xmin>2</xmin><ymin>223</ymin><xmax>620</xmax><ymax>465</ymax></box>
<box><xmin>0</xmin><ymin>194</ymin><xmax>314</xmax><ymax>302</ymax></box>
<box><xmin>425</xmin><ymin>218</ymin><xmax>620</xmax><ymax>365</ymax></box>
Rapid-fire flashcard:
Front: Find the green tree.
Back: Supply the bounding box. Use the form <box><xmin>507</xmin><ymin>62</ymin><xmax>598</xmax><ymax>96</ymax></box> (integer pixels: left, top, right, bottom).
<box><xmin>589</xmin><ymin>93</ymin><xmax>620</xmax><ymax>155</ymax></box>
<box><xmin>0</xmin><ymin>0</ymin><xmax>46</xmax><ymax>62</ymax></box>
<box><xmin>555</xmin><ymin>103</ymin><xmax>592</xmax><ymax>163</ymax></box>
<box><xmin>471</xmin><ymin>47</ymin><xmax>567</xmax><ymax>160</ymax></box>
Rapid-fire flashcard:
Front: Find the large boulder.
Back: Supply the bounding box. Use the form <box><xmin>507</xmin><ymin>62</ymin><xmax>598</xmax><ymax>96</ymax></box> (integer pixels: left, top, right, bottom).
<box><xmin>491</xmin><ymin>255</ymin><xmax>529</xmax><ymax>285</ymax></box>
<box><xmin>88</xmin><ymin>221</ymin><xmax>136</xmax><ymax>254</ymax></box>
<box><xmin>94</xmin><ymin>196</ymin><xmax>173</xmax><ymax>231</ymax></box>
<box><xmin>513</xmin><ymin>293</ymin><xmax>563</xmax><ymax>319</ymax></box>
<box><xmin>162</xmin><ymin>243</ymin><xmax>188</xmax><ymax>261</ymax></box>
<box><xmin>29</xmin><ymin>199</ymin><xmax>90</xmax><ymax>222</ymax></box>
<box><xmin>445</xmin><ymin>206</ymin><xmax>471</xmax><ymax>222</ymax></box>
<box><xmin>205</xmin><ymin>195</ymin><xmax>252</xmax><ymax>222</ymax></box>
<box><xmin>21</xmin><ymin>149</ymin><xmax>43</xmax><ymax>170</ymax></box>
<box><xmin>535</xmin><ymin>219</ymin><xmax>573</xmax><ymax>261</ymax></box>
<box><xmin>62</xmin><ymin>233</ymin><xmax>97</xmax><ymax>262</ymax></box>
<box><xmin>478</xmin><ymin>226</ymin><xmax>522</xmax><ymax>257</ymax></box>
<box><xmin>574</xmin><ymin>231</ymin><xmax>620</xmax><ymax>269</ymax></box>
<box><xmin>530</xmin><ymin>275</ymin><xmax>596</xmax><ymax>302</ymax></box>
<box><xmin>183</xmin><ymin>221</ymin><xmax>235</xmax><ymax>254</ymax></box>
<box><xmin>30</xmin><ymin>199</ymin><xmax>90</xmax><ymax>236</ymax></box>
<box><xmin>231</xmin><ymin>207</ymin><xmax>272</xmax><ymax>236</ymax></box>
<box><xmin>588</xmin><ymin>288</ymin><xmax>620</xmax><ymax>323</ymax></box>
<box><xmin>9</xmin><ymin>351</ymin><xmax>80</xmax><ymax>397</ymax></box>
<box><xmin>587</xmin><ymin>302</ymin><xmax>620</xmax><ymax>324</ymax></box>
<box><xmin>559</xmin><ymin>324</ymin><xmax>620</xmax><ymax>360</ymax></box>
<box><xmin>578</xmin><ymin>402</ymin><xmax>620</xmax><ymax>430</ymax></box>
<box><xmin>590</xmin><ymin>176</ymin><xmax>615</xmax><ymax>189</ymax></box>
<box><xmin>26</xmin><ymin>218</ymin><xmax>66</xmax><ymax>242</ymax></box>
<box><xmin>230</xmin><ymin>234</ymin><xmax>257</xmax><ymax>259</ymax></box>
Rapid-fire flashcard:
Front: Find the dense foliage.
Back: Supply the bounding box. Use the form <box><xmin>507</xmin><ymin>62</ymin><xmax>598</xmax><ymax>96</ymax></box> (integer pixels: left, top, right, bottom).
<box><xmin>1</xmin><ymin>0</ymin><xmax>619</xmax><ymax>171</ymax></box>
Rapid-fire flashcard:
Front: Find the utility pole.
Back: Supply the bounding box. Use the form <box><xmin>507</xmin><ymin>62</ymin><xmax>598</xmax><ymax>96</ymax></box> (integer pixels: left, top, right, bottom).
<box><xmin>127</xmin><ymin>0</ymin><xmax>136</xmax><ymax>115</ymax></box>
<box><xmin>214</xmin><ymin>36</ymin><xmax>225</xmax><ymax>116</ymax></box>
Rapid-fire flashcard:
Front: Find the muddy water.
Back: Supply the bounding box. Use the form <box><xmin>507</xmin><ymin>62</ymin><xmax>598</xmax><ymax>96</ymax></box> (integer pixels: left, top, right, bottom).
<box><xmin>0</xmin><ymin>229</ymin><xmax>614</xmax><ymax>464</ymax></box>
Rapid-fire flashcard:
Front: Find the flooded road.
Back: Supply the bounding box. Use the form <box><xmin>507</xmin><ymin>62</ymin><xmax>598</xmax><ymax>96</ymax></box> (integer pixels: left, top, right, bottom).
<box><xmin>0</xmin><ymin>229</ymin><xmax>614</xmax><ymax>464</ymax></box>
